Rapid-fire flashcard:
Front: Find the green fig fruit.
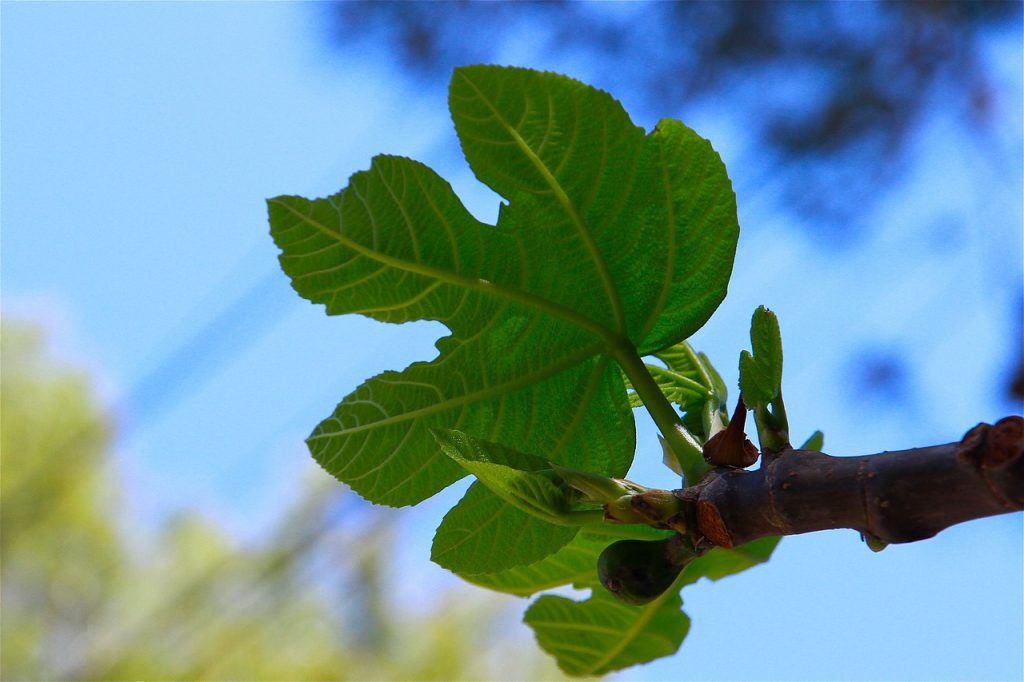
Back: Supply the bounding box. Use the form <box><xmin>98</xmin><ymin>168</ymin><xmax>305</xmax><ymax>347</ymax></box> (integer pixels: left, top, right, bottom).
<box><xmin>597</xmin><ymin>537</ymin><xmax>693</xmax><ymax>606</ymax></box>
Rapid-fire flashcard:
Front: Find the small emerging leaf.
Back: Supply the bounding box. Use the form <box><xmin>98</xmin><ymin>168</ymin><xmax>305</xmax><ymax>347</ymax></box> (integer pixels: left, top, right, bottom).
<box><xmin>432</xmin><ymin>429</ymin><xmax>575</xmax><ymax>526</ymax></box>
<box><xmin>550</xmin><ymin>462</ymin><xmax>646</xmax><ymax>504</ymax></box>
<box><xmin>800</xmin><ymin>430</ymin><xmax>825</xmax><ymax>451</ymax></box>
<box><xmin>660</xmin><ymin>435</ymin><xmax>685</xmax><ymax>477</ymax></box>
<box><xmin>738</xmin><ymin>305</ymin><xmax>783</xmax><ymax>406</ymax></box>
<box><xmin>652</xmin><ymin>342</ymin><xmax>728</xmax><ymax>481</ymax></box>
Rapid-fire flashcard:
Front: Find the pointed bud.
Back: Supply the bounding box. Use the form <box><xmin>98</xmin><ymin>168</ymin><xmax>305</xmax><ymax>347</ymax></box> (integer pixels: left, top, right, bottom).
<box><xmin>703</xmin><ymin>397</ymin><xmax>760</xmax><ymax>468</ymax></box>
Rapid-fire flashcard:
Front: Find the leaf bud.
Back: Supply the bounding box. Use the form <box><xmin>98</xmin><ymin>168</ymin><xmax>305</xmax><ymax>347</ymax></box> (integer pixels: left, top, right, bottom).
<box><xmin>550</xmin><ymin>462</ymin><xmax>646</xmax><ymax>503</ymax></box>
<box><xmin>630</xmin><ymin>490</ymin><xmax>686</xmax><ymax>532</ymax></box>
<box><xmin>703</xmin><ymin>397</ymin><xmax>759</xmax><ymax>468</ymax></box>
<box><xmin>603</xmin><ymin>495</ymin><xmax>648</xmax><ymax>524</ymax></box>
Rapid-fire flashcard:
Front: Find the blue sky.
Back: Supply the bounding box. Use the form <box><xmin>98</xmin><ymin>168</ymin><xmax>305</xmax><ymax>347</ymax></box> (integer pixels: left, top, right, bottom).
<box><xmin>3</xmin><ymin>3</ymin><xmax>1021</xmax><ymax>680</ymax></box>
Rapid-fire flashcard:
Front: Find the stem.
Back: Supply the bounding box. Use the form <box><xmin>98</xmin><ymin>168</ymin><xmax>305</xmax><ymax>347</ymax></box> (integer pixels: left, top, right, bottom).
<box><xmin>612</xmin><ymin>339</ymin><xmax>702</xmax><ymax>468</ymax></box>
<box><xmin>686</xmin><ymin>416</ymin><xmax>1024</xmax><ymax>547</ymax></box>
<box><xmin>751</xmin><ymin>390</ymin><xmax>791</xmax><ymax>455</ymax></box>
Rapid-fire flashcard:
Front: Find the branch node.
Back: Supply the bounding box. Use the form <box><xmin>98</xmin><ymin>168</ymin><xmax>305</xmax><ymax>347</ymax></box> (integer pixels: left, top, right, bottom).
<box><xmin>956</xmin><ymin>416</ymin><xmax>1024</xmax><ymax>509</ymax></box>
<box><xmin>703</xmin><ymin>397</ymin><xmax>759</xmax><ymax>468</ymax></box>
<box><xmin>696</xmin><ymin>500</ymin><xmax>733</xmax><ymax>548</ymax></box>
<box><xmin>956</xmin><ymin>416</ymin><xmax>1024</xmax><ymax>470</ymax></box>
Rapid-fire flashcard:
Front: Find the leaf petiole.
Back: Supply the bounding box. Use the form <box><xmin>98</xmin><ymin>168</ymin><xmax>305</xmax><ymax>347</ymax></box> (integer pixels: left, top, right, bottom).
<box><xmin>610</xmin><ymin>340</ymin><xmax>702</xmax><ymax>475</ymax></box>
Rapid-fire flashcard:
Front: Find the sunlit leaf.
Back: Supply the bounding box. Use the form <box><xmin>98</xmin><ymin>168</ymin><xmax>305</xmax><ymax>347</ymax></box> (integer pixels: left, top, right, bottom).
<box><xmin>270</xmin><ymin>65</ymin><xmax>740</xmax><ymax>573</ymax></box>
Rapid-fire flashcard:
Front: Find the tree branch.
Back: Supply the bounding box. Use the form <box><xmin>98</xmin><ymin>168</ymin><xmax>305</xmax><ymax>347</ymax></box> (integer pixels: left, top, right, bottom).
<box><xmin>676</xmin><ymin>416</ymin><xmax>1023</xmax><ymax>548</ymax></box>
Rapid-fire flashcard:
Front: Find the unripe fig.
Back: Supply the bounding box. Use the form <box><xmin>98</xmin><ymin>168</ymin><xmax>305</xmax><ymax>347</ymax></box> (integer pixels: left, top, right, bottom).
<box><xmin>597</xmin><ymin>536</ymin><xmax>692</xmax><ymax>606</ymax></box>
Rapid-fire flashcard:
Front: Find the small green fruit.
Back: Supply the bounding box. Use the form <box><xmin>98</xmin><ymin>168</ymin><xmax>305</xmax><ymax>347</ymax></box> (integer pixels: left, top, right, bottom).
<box><xmin>597</xmin><ymin>537</ymin><xmax>691</xmax><ymax>606</ymax></box>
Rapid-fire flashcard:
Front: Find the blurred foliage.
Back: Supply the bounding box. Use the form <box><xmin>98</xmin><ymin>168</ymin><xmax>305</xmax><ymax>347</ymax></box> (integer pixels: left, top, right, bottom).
<box><xmin>1</xmin><ymin>321</ymin><xmax>564</xmax><ymax>681</ymax></box>
<box><xmin>324</xmin><ymin>0</ymin><xmax>1020</xmax><ymax>234</ymax></box>
<box><xmin>1</xmin><ymin>324</ymin><xmax>120</xmax><ymax>677</ymax></box>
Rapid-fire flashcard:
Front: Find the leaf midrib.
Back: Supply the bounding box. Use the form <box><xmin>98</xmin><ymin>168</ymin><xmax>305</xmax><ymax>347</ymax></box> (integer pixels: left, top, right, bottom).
<box><xmin>271</xmin><ymin>197</ymin><xmax>621</xmax><ymax>347</ymax></box>
<box><xmin>455</xmin><ymin>72</ymin><xmax>628</xmax><ymax>335</ymax></box>
<box><xmin>308</xmin><ymin>342</ymin><xmax>604</xmax><ymax>438</ymax></box>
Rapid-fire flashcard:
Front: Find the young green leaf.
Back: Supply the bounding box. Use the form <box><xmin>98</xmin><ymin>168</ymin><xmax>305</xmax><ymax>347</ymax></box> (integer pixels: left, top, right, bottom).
<box><xmin>800</xmin><ymin>430</ymin><xmax>825</xmax><ymax>451</ymax></box>
<box><xmin>738</xmin><ymin>306</ymin><xmax>791</xmax><ymax>452</ymax></box>
<box><xmin>269</xmin><ymin>65</ymin><xmax>740</xmax><ymax>573</ymax></box>
<box><xmin>738</xmin><ymin>305</ymin><xmax>783</xmax><ymax>406</ymax></box>
<box><xmin>639</xmin><ymin>365</ymin><xmax>709</xmax><ymax>408</ymax></box>
<box><xmin>649</xmin><ymin>341</ymin><xmax>727</xmax><ymax>480</ymax></box>
<box><xmin>432</xmin><ymin>429</ymin><xmax>602</xmax><ymax>526</ymax></box>
<box><xmin>655</xmin><ymin>343</ymin><xmax>724</xmax><ymax>407</ymax></box>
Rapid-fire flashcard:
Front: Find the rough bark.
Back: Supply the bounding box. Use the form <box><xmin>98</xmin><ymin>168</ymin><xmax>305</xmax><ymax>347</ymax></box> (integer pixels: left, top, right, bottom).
<box><xmin>676</xmin><ymin>416</ymin><xmax>1024</xmax><ymax>548</ymax></box>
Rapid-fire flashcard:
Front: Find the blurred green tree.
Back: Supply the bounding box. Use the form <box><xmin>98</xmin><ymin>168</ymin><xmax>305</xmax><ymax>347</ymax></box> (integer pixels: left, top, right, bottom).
<box><xmin>1</xmin><ymin>323</ymin><xmax>122</xmax><ymax>677</ymax></box>
<box><xmin>1</xmin><ymin>321</ymin><xmax>563</xmax><ymax>681</ymax></box>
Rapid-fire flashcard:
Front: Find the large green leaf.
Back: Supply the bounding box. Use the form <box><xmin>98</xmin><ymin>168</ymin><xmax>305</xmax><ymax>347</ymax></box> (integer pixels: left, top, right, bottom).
<box><xmin>431</xmin><ymin>482</ymin><xmax>580</xmax><ymax>575</ymax></box>
<box><xmin>269</xmin><ymin>65</ymin><xmax>738</xmax><ymax>571</ymax></box>
<box><xmin>450</xmin><ymin>69</ymin><xmax>738</xmax><ymax>353</ymax></box>
<box><xmin>462</xmin><ymin>529</ymin><xmax>614</xmax><ymax>594</ymax></box>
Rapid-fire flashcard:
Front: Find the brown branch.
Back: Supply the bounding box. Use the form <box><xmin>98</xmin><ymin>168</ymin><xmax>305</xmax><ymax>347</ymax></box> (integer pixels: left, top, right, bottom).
<box><xmin>677</xmin><ymin>416</ymin><xmax>1024</xmax><ymax>548</ymax></box>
